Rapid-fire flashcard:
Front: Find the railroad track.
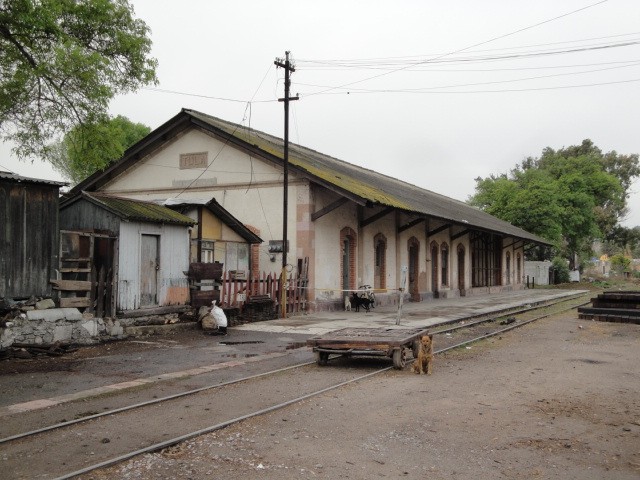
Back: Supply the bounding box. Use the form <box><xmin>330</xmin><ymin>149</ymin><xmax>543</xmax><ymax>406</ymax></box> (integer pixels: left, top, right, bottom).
<box><xmin>0</xmin><ymin>292</ymin><xmax>591</xmax><ymax>479</ymax></box>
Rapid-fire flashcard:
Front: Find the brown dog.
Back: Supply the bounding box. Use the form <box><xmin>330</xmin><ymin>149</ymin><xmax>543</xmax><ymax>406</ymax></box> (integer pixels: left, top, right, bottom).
<box><xmin>411</xmin><ymin>334</ymin><xmax>433</xmax><ymax>375</ymax></box>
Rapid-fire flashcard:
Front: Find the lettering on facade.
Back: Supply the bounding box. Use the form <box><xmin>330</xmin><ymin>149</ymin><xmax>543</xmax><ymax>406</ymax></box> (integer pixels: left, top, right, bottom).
<box><xmin>179</xmin><ymin>152</ymin><xmax>208</xmax><ymax>169</ymax></box>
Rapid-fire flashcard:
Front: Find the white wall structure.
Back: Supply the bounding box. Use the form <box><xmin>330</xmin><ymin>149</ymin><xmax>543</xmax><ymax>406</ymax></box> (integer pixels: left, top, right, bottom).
<box><xmin>524</xmin><ymin>261</ymin><xmax>552</xmax><ymax>286</ymax></box>
<box><xmin>70</xmin><ymin>109</ymin><xmax>549</xmax><ymax>312</ymax></box>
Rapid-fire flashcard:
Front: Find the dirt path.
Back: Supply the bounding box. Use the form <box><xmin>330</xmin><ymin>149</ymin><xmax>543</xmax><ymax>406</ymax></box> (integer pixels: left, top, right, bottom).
<box><xmin>87</xmin><ymin>313</ymin><xmax>640</xmax><ymax>479</ymax></box>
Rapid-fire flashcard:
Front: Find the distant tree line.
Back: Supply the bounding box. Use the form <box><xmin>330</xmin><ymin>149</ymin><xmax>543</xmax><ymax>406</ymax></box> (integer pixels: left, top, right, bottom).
<box><xmin>468</xmin><ymin>139</ymin><xmax>640</xmax><ymax>269</ymax></box>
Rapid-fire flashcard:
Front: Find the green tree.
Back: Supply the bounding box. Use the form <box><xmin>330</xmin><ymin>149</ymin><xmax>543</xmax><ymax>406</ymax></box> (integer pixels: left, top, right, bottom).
<box><xmin>469</xmin><ymin>140</ymin><xmax>637</xmax><ymax>267</ymax></box>
<box><xmin>610</xmin><ymin>253</ymin><xmax>631</xmax><ymax>275</ymax></box>
<box><xmin>49</xmin><ymin>115</ymin><xmax>150</xmax><ymax>183</ymax></box>
<box><xmin>0</xmin><ymin>0</ymin><xmax>157</xmax><ymax>159</ymax></box>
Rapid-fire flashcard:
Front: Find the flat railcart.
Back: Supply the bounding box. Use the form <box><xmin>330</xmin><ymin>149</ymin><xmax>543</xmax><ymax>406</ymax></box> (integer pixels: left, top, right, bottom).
<box><xmin>306</xmin><ymin>326</ymin><xmax>431</xmax><ymax>369</ymax></box>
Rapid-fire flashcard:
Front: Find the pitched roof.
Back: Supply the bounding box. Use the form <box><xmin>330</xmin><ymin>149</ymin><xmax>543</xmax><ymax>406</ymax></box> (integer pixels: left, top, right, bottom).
<box><xmin>62</xmin><ymin>192</ymin><xmax>195</xmax><ymax>226</ymax></box>
<box><xmin>163</xmin><ymin>197</ymin><xmax>263</xmax><ymax>244</ymax></box>
<box><xmin>71</xmin><ymin>108</ymin><xmax>550</xmax><ymax>245</ymax></box>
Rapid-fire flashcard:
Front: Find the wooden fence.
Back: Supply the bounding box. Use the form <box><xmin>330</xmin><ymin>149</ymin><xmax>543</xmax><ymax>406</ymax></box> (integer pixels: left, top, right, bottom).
<box><xmin>219</xmin><ymin>271</ymin><xmax>307</xmax><ymax>316</ymax></box>
<box><xmin>51</xmin><ymin>265</ymin><xmax>113</xmax><ymax>317</ymax></box>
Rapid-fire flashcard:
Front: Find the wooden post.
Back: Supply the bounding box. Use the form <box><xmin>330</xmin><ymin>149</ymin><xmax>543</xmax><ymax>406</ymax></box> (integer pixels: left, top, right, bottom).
<box><xmin>396</xmin><ymin>266</ymin><xmax>408</xmax><ymax>325</ymax></box>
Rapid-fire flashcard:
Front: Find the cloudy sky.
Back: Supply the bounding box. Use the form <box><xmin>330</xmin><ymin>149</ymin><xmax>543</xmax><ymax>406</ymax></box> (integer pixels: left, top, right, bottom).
<box><xmin>3</xmin><ymin>0</ymin><xmax>639</xmax><ymax>226</ymax></box>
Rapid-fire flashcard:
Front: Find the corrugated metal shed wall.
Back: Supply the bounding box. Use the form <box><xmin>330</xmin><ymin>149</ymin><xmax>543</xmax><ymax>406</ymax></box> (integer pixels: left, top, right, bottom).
<box><xmin>0</xmin><ymin>180</ymin><xmax>60</xmax><ymax>299</ymax></box>
<box><xmin>117</xmin><ymin>222</ymin><xmax>191</xmax><ymax>311</ymax></box>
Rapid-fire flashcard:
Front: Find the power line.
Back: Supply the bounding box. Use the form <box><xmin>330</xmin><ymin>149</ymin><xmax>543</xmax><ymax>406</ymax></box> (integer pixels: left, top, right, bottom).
<box><xmin>297</xmin><ymin>41</ymin><xmax>640</xmax><ymax>72</ymax></box>
<box><xmin>297</xmin><ymin>31</ymin><xmax>640</xmax><ymax>66</ymax></box>
<box><xmin>300</xmin><ymin>77</ymin><xmax>640</xmax><ymax>96</ymax></box>
<box><xmin>142</xmin><ymin>87</ymin><xmax>276</xmax><ymax>104</ymax></box>
<box><xmin>302</xmin><ymin>0</ymin><xmax>611</xmax><ymax>97</ymax></box>
<box><xmin>295</xmin><ymin>61</ymin><xmax>640</xmax><ymax>94</ymax></box>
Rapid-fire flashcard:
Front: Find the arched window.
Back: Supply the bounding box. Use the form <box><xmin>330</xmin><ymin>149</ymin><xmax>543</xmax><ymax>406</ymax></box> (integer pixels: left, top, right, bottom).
<box><xmin>441</xmin><ymin>243</ymin><xmax>449</xmax><ymax>286</ymax></box>
<box><xmin>516</xmin><ymin>253</ymin><xmax>522</xmax><ymax>284</ymax></box>
<box><xmin>374</xmin><ymin>233</ymin><xmax>387</xmax><ymax>290</ymax></box>
<box><xmin>505</xmin><ymin>251</ymin><xmax>511</xmax><ymax>285</ymax></box>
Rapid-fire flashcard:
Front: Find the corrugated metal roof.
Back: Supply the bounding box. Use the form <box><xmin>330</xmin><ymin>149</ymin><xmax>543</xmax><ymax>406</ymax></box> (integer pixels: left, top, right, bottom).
<box><xmin>81</xmin><ymin>192</ymin><xmax>195</xmax><ymax>226</ymax></box>
<box><xmin>185</xmin><ymin>109</ymin><xmax>550</xmax><ymax>244</ymax></box>
<box><xmin>0</xmin><ymin>171</ymin><xmax>67</xmax><ymax>187</ymax></box>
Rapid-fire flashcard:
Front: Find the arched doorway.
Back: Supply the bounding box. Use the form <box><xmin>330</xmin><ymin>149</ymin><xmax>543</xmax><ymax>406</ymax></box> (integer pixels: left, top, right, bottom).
<box><xmin>430</xmin><ymin>241</ymin><xmax>439</xmax><ymax>298</ymax></box>
<box><xmin>374</xmin><ymin>234</ymin><xmax>387</xmax><ymax>290</ymax></box>
<box><xmin>457</xmin><ymin>244</ymin><xmax>466</xmax><ymax>296</ymax></box>
<box><xmin>408</xmin><ymin>237</ymin><xmax>420</xmax><ymax>301</ymax></box>
<box><xmin>505</xmin><ymin>251</ymin><xmax>511</xmax><ymax>285</ymax></box>
<box><xmin>340</xmin><ymin>227</ymin><xmax>357</xmax><ymax>294</ymax></box>
<box><xmin>342</xmin><ymin>237</ymin><xmax>351</xmax><ymax>292</ymax></box>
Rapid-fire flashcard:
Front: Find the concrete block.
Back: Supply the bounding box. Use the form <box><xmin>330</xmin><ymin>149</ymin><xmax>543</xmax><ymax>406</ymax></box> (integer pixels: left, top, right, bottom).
<box><xmin>53</xmin><ymin>324</ymin><xmax>73</xmax><ymax>342</ymax></box>
<box><xmin>81</xmin><ymin>320</ymin><xmax>98</xmax><ymax>337</ymax></box>
<box><xmin>26</xmin><ymin>308</ymin><xmax>82</xmax><ymax>322</ymax></box>
<box><xmin>35</xmin><ymin>298</ymin><xmax>56</xmax><ymax>310</ymax></box>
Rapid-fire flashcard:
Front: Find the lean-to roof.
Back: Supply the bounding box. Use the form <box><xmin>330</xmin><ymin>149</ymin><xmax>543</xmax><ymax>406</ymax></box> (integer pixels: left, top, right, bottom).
<box><xmin>62</xmin><ymin>192</ymin><xmax>195</xmax><ymax>226</ymax></box>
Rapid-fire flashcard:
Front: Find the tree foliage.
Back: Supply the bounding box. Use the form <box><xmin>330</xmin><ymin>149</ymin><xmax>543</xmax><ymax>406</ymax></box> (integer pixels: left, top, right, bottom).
<box><xmin>469</xmin><ymin>140</ymin><xmax>639</xmax><ymax>265</ymax></box>
<box><xmin>49</xmin><ymin>114</ymin><xmax>150</xmax><ymax>184</ymax></box>
<box><xmin>610</xmin><ymin>253</ymin><xmax>631</xmax><ymax>275</ymax></box>
<box><xmin>0</xmin><ymin>0</ymin><xmax>157</xmax><ymax>159</ymax></box>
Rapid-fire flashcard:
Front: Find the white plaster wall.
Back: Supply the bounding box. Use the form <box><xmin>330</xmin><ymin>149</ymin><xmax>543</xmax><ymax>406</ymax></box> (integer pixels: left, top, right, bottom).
<box><xmin>104</xmin><ymin>130</ymin><xmax>282</xmax><ymax>192</ymax></box>
<box><xmin>313</xmin><ymin>198</ymin><xmax>358</xmax><ymax>301</ymax></box>
<box><xmin>117</xmin><ymin>222</ymin><xmax>190</xmax><ymax>311</ymax></box>
<box><xmin>524</xmin><ymin>260</ymin><xmax>552</xmax><ymax>286</ymax></box>
<box><xmin>360</xmin><ymin>211</ymin><xmax>397</xmax><ymax>292</ymax></box>
<box><xmin>102</xmin><ymin>129</ymin><xmax>298</xmax><ymax>276</ymax></box>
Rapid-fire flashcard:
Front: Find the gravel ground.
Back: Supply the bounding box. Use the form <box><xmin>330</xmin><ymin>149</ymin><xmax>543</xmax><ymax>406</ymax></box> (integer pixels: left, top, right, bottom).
<box><xmin>86</xmin><ymin>313</ymin><xmax>640</xmax><ymax>480</ymax></box>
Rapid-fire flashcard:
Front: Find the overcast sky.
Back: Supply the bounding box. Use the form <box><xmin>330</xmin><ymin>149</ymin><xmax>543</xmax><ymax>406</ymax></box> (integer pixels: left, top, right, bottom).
<box><xmin>2</xmin><ymin>0</ymin><xmax>639</xmax><ymax>227</ymax></box>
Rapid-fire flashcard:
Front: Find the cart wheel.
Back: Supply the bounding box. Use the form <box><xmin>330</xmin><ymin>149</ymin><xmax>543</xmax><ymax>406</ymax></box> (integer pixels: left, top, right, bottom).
<box><xmin>392</xmin><ymin>348</ymin><xmax>406</xmax><ymax>369</ymax></box>
<box><xmin>315</xmin><ymin>351</ymin><xmax>329</xmax><ymax>366</ymax></box>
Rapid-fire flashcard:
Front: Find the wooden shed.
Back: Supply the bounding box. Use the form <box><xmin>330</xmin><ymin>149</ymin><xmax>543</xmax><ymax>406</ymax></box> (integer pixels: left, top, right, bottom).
<box><xmin>0</xmin><ymin>172</ymin><xmax>66</xmax><ymax>300</ymax></box>
<box><xmin>59</xmin><ymin>192</ymin><xmax>195</xmax><ymax>317</ymax></box>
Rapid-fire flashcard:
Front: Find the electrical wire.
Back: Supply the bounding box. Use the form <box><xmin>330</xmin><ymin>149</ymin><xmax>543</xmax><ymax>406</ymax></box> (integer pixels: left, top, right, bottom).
<box><xmin>0</xmin><ymin>162</ymin><xmax>17</xmax><ymax>174</ymax></box>
<box><xmin>298</xmin><ymin>77</ymin><xmax>640</xmax><ymax>96</ymax></box>
<box><xmin>295</xmin><ymin>61</ymin><xmax>640</xmax><ymax>94</ymax></box>
<box><xmin>297</xmin><ymin>30</ymin><xmax>640</xmax><ymax>65</ymax></box>
<box><xmin>301</xmin><ymin>0</ymin><xmax>611</xmax><ymax>97</ymax></box>
<box><xmin>174</xmin><ymin>64</ymin><xmax>275</xmax><ymax>198</ymax></box>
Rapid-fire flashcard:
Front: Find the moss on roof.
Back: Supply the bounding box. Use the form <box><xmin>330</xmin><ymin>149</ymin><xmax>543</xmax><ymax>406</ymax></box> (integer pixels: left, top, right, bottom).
<box><xmin>84</xmin><ymin>193</ymin><xmax>195</xmax><ymax>226</ymax></box>
<box><xmin>182</xmin><ymin>110</ymin><xmax>550</xmax><ymax>244</ymax></box>
<box><xmin>190</xmin><ymin>110</ymin><xmax>413</xmax><ymax>210</ymax></box>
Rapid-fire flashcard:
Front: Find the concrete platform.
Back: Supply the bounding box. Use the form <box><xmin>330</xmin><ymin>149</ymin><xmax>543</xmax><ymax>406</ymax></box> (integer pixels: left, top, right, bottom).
<box><xmin>236</xmin><ymin>288</ymin><xmax>587</xmax><ymax>335</ymax></box>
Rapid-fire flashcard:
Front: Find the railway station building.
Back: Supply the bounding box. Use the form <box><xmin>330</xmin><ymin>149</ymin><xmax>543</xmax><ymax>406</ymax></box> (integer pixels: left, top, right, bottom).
<box><xmin>69</xmin><ymin>109</ymin><xmax>550</xmax><ymax>311</ymax></box>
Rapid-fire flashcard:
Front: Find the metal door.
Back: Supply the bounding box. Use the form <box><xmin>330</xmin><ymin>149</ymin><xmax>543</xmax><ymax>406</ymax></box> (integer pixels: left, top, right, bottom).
<box><xmin>140</xmin><ymin>234</ymin><xmax>159</xmax><ymax>307</ymax></box>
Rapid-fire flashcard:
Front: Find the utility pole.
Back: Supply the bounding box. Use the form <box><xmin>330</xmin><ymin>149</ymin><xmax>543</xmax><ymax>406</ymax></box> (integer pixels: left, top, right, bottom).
<box><xmin>274</xmin><ymin>51</ymin><xmax>298</xmax><ymax>318</ymax></box>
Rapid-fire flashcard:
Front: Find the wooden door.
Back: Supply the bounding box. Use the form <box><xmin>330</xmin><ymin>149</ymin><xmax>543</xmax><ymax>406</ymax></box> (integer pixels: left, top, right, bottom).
<box><xmin>457</xmin><ymin>246</ymin><xmax>466</xmax><ymax>296</ymax></box>
<box><xmin>342</xmin><ymin>237</ymin><xmax>351</xmax><ymax>293</ymax></box>
<box><xmin>430</xmin><ymin>243</ymin><xmax>439</xmax><ymax>296</ymax></box>
<box><xmin>408</xmin><ymin>242</ymin><xmax>420</xmax><ymax>301</ymax></box>
<box><xmin>140</xmin><ymin>234</ymin><xmax>159</xmax><ymax>307</ymax></box>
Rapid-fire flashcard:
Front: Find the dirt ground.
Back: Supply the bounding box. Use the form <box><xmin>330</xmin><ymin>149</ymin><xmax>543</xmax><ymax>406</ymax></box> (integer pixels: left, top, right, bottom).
<box><xmin>87</xmin><ymin>312</ymin><xmax>640</xmax><ymax>480</ymax></box>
